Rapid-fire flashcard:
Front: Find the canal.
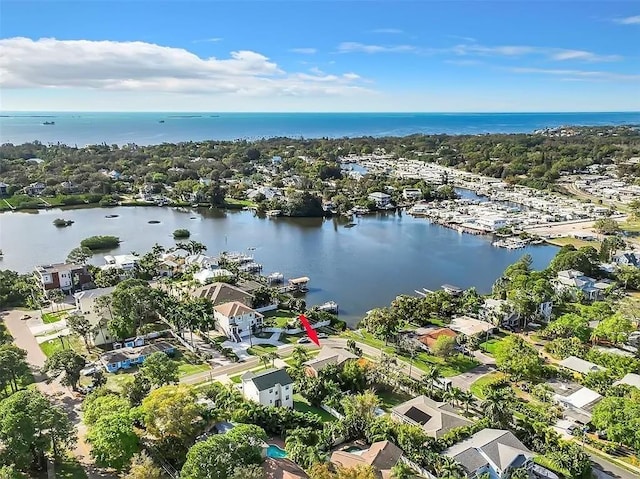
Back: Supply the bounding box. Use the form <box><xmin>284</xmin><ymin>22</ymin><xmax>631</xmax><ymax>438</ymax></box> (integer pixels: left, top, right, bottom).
<box><xmin>0</xmin><ymin>207</ymin><xmax>558</xmax><ymax>326</ymax></box>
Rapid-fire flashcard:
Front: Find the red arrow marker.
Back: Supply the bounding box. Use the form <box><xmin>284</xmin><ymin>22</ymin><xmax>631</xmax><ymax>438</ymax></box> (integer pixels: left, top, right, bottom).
<box><xmin>299</xmin><ymin>313</ymin><xmax>320</xmax><ymax>346</ymax></box>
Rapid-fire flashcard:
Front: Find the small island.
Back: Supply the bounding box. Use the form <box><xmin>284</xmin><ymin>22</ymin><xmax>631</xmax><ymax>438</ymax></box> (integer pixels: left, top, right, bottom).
<box><xmin>80</xmin><ymin>235</ymin><xmax>121</xmax><ymax>251</ymax></box>
<box><xmin>52</xmin><ymin>218</ymin><xmax>74</xmax><ymax>227</ymax></box>
<box><xmin>173</xmin><ymin>228</ymin><xmax>191</xmax><ymax>239</ymax></box>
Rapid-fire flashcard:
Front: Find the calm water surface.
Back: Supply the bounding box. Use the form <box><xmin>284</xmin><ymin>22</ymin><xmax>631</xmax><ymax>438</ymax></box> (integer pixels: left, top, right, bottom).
<box><xmin>0</xmin><ymin>207</ymin><xmax>557</xmax><ymax>325</ymax></box>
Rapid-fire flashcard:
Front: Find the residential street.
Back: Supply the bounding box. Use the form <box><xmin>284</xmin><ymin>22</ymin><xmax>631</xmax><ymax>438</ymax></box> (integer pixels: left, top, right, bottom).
<box><xmin>3</xmin><ymin>310</ymin><xmax>116</xmax><ymax>479</ymax></box>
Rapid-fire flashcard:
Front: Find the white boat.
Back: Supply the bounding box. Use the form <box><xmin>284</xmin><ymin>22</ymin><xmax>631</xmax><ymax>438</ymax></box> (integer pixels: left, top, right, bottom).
<box><xmin>267</xmin><ymin>272</ymin><xmax>284</xmax><ymax>283</ymax></box>
<box><xmin>318</xmin><ymin>301</ymin><xmax>339</xmax><ymax>313</ymax></box>
<box><xmin>266</xmin><ymin>209</ymin><xmax>281</xmax><ymax>217</ymax></box>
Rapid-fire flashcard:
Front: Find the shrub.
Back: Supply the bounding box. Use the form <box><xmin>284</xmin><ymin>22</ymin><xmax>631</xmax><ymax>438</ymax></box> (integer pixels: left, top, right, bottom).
<box><xmin>173</xmin><ymin>229</ymin><xmax>191</xmax><ymax>239</ymax></box>
<box><xmin>53</xmin><ymin>218</ymin><xmax>73</xmax><ymax>227</ymax></box>
<box><xmin>81</xmin><ymin>235</ymin><xmax>121</xmax><ymax>250</ymax></box>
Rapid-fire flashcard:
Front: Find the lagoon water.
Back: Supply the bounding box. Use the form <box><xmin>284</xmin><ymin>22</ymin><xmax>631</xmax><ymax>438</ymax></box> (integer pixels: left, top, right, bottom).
<box><xmin>0</xmin><ymin>207</ymin><xmax>557</xmax><ymax>325</ymax></box>
<box><xmin>2</xmin><ymin>112</ymin><xmax>639</xmax><ymax>146</ymax></box>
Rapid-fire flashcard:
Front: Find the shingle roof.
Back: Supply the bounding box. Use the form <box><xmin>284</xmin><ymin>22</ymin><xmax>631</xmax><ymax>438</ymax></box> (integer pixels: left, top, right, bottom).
<box><xmin>444</xmin><ymin>429</ymin><xmax>532</xmax><ymax>473</ymax></box>
<box><xmin>195</xmin><ymin>282</ymin><xmax>253</xmax><ymax>306</ymax></box>
<box><xmin>559</xmin><ymin>356</ymin><xmax>606</xmax><ymax>374</ymax></box>
<box><xmin>614</xmin><ymin>373</ymin><xmax>640</xmax><ymax>389</ymax></box>
<box><xmin>392</xmin><ymin>395</ymin><xmax>472</xmax><ymax>438</ymax></box>
<box><xmin>244</xmin><ymin>368</ymin><xmax>293</xmax><ymax>391</ymax></box>
<box><xmin>214</xmin><ymin>301</ymin><xmax>259</xmax><ymax>318</ymax></box>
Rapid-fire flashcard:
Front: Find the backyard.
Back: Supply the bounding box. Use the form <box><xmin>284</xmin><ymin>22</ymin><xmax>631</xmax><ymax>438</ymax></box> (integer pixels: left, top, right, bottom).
<box><xmin>42</xmin><ymin>311</ymin><xmax>68</xmax><ymax>324</ymax></box>
<box><xmin>293</xmin><ymin>394</ymin><xmax>337</xmax><ymax>422</ymax></box>
<box><xmin>376</xmin><ymin>390</ymin><xmax>411</xmax><ymax>411</ymax></box>
<box><xmin>39</xmin><ymin>334</ymin><xmax>89</xmax><ymax>358</ymax></box>
<box><xmin>262</xmin><ymin>309</ymin><xmax>298</xmax><ymax>329</ymax></box>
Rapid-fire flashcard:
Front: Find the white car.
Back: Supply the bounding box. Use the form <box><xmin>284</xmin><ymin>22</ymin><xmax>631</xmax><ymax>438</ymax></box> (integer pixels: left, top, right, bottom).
<box><xmin>317</xmin><ymin>333</ymin><xmax>328</xmax><ymax>339</ymax></box>
<box><xmin>297</xmin><ymin>337</ymin><xmax>311</xmax><ymax>344</ymax></box>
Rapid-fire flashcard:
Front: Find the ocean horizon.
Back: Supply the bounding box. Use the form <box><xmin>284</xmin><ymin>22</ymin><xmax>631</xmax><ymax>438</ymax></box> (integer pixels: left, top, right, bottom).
<box><xmin>1</xmin><ymin>111</ymin><xmax>639</xmax><ymax>147</ymax></box>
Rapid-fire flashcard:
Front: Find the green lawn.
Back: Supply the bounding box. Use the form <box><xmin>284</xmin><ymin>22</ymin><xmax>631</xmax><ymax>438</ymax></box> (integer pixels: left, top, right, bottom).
<box><xmin>377</xmin><ymin>390</ymin><xmax>411</xmax><ymax>411</ymax></box>
<box><xmin>246</xmin><ymin>343</ymin><xmax>278</xmax><ymax>356</ymax></box>
<box><xmin>224</xmin><ymin>197</ymin><xmax>257</xmax><ymax>208</ymax></box>
<box><xmin>479</xmin><ymin>338</ymin><xmax>505</xmax><ymax>356</ymax></box>
<box><xmin>172</xmin><ymin>349</ymin><xmax>210</xmax><ymax>377</ymax></box>
<box><xmin>39</xmin><ymin>335</ymin><xmax>86</xmax><ymax>357</ymax></box>
<box><xmin>545</xmin><ymin>237</ymin><xmax>601</xmax><ymax>249</ymax></box>
<box><xmin>178</xmin><ymin>362</ymin><xmax>211</xmax><ymax>376</ymax></box>
<box><xmin>54</xmin><ymin>455</ymin><xmax>88</xmax><ymax>479</ymax></box>
<box><xmin>293</xmin><ymin>394</ymin><xmax>336</xmax><ymax>422</ymax></box>
<box><xmin>42</xmin><ymin>311</ymin><xmax>68</xmax><ymax>324</ymax></box>
<box><xmin>263</xmin><ymin>309</ymin><xmax>298</xmax><ymax>328</ymax></box>
<box><xmin>469</xmin><ymin>372</ymin><xmax>506</xmax><ymax>399</ymax></box>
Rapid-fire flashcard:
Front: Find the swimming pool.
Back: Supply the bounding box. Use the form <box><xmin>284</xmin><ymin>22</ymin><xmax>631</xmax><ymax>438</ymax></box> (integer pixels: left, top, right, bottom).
<box><xmin>266</xmin><ymin>444</ymin><xmax>288</xmax><ymax>458</ymax></box>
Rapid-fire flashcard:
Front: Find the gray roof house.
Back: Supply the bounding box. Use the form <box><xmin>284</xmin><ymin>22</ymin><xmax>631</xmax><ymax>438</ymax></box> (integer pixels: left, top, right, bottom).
<box><xmin>241</xmin><ymin>368</ymin><xmax>294</xmax><ymax>408</ymax></box>
<box><xmin>391</xmin><ymin>395</ymin><xmax>472</xmax><ymax>438</ymax></box>
<box><xmin>614</xmin><ymin>372</ymin><xmax>640</xmax><ymax>389</ymax></box>
<box><xmin>443</xmin><ymin>429</ymin><xmax>534</xmax><ymax>479</ymax></box>
<box><xmin>554</xmin><ymin>270</ymin><xmax>611</xmax><ymax>301</ymax></box>
<box><xmin>558</xmin><ymin>356</ymin><xmax>606</xmax><ymax>375</ymax></box>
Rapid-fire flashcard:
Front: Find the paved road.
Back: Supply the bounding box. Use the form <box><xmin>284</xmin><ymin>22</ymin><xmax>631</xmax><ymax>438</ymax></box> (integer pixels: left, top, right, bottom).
<box><xmin>3</xmin><ymin>310</ymin><xmax>116</xmax><ymax>479</ymax></box>
<box><xmin>588</xmin><ymin>452</ymin><xmax>640</xmax><ymax>479</ymax></box>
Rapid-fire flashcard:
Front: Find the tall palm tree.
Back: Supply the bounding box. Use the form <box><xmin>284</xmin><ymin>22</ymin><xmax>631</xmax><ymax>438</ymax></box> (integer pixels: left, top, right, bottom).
<box><xmin>444</xmin><ymin>386</ymin><xmax>465</xmax><ymax>408</ymax></box>
<box><xmin>259</xmin><ymin>354</ymin><xmax>271</xmax><ymax>369</ymax></box>
<box><xmin>459</xmin><ymin>390</ymin><xmax>475</xmax><ymax>413</ymax></box>
<box><xmin>267</xmin><ymin>351</ymin><xmax>279</xmax><ymax>367</ymax></box>
<box><xmin>481</xmin><ymin>388</ymin><xmax>513</xmax><ymax>428</ymax></box>
<box><xmin>421</xmin><ymin>365</ymin><xmax>443</xmax><ymax>397</ymax></box>
<box><xmin>291</xmin><ymin>346</ymin><xmax>309</xmax><ymax>366</ymax></box>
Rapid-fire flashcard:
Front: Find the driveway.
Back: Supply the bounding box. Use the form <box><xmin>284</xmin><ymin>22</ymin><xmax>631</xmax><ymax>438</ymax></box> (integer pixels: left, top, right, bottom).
<box><xmin>450</xmin><ymin>364</ymin><xmax>496</xmax><ymax>392</ymax></box>
<box><xmin>3</xmin><ymin>309</ymin><xmax>116</xmax><ymax>479</ymax></box>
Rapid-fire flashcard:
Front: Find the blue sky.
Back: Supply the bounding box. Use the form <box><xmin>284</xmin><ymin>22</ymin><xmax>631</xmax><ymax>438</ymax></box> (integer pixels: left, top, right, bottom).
<box><xmin>1</xmin><ymin>0</ymin><xmax>639</xmax><ymax>112</ymax></box>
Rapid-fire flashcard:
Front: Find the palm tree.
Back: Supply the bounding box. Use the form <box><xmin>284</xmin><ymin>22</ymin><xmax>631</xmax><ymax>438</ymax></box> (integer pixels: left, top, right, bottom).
<box><xmin>421</xmin><ymin>365</ymin><xmax>443</xmax><ymax>397</ymax></box>
<box><xmin>267</xmin><ymin>351</ymin><xmax>279</xmax><ymax>367</ymax></box>
<box><xmin>391</xmin><ymin>462</ymin><xmax>414</xmax><ymax>479</ymax></box>
<box><xmin>444</xmin><ymin>386</ymin><xmax>465</xmax><ymax>408</ymax></box>
<box><xmin>291</xmin><ymin>346</ymin><xmax>309</xmax><ymax>366</ymax></box>
<box><xmin>508</xmin><ymin>467</ymin><xmax>530</xmax><ymax>479</ymax></box>
<box><xmin>459</xmin><ymin>390</ymin><xmax>475</xmax><ymax>413</ymax></box>
<box><xmin>259</xmin><ymin>354</ymin><xmax>271</xmax><ymax>369</ymax></box>
<box><xmin>436</xmin><ymin>456</ymin><xmax>466</xmax><ymax>479</ymax></box>
<box><xmin>481</xmin><ymin>387</ymin><xmax>513</xmax><ymax>428</ymax></box>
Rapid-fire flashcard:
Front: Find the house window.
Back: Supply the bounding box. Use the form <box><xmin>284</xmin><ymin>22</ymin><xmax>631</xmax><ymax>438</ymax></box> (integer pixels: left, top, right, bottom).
<box><xmin>285</xmin><ymin>396</ymin><xmax>289</xmax><ymax>401</ymax></box>
<box><xmin>284</xmin><ymin>385</ymin><xmax>289</xmax><ymax>390</ymax></box>
<box><xmin>270</xmin><ymin>400</ymin><xmax>273</xmax><ymax>403</ymax></box>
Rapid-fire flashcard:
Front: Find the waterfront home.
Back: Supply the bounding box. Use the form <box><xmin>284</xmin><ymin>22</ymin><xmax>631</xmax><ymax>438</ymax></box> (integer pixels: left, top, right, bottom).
<box><xmin>480</xmin><ymin>299</ymin><xmax>519</xmax><ymax>328</ymax></box>
<box><xmin>23</xmin><ymin>182</ymin><xmax>46</xmax><ymax>196</ymax></box>
<box><xmin>303</xmin><ymin>346</ymin><xmax>358</xmax><ymax>377</ymax></box>
<box><xmin>185</xmin><ymin>254</ymin><xmax>218</xmax><ymax>270</ymax></box>
<box><xmin>558</xmin><ymin>356</ymin><xmax>606</xmax><ymax>376</ymax></box>
<box><xmin>102</xmin><ymin>254</ymin><xmax>139</xmax><ymax>272</ymax></box>
<box><xmin>368</xmin><ymin>192</ymin><xmax>392</xmax><ymax>208</ymax></box>
<box><xmin>241</xmin><ymin>368</ymin><xmax>294</xmax><ymax>408</ymax></box>
<box><xmin>402</xmin><ymin>188</ymin><xmax>423</xmax><ymax>201</ymax></box>
<box><xmin>0</xmin><ymin>181</ymin><xmax>9</xmax><ymax>196</ymax></box>
<box><xmin>391</xmin><ymin>395</ymin><xmax>472</xmax><ymax>438</ymax></box>
<box><xmin>417</xmin><ymin>328</ymin><xmax>458</xmax><ymax>351</ymax></box>
<box><xmin>554</xmin><ymin>270</ymin><xmax>612</xmax><ymax>301</ymax></box>
<box><xmin>213</xmin><ymin>301</ymin><xmax>264</xmax><ymax>341</ymax></box>
<box><xmin>100</xmin><ymin>339</ymin><xmax>175</xmax><ymax>373</ymax></box>
<box><xmin>449</xmin><ymin>315</ymin><xmax>495</xmax><ymax>338</ymax></box>
<box><xmin>74</xmin><ymin>286</ymin><xmax>116</xmax><ymax>346</ymax></box>
<box><xmin>330</xmin><ymin>440</ymin><xmax>403</xmax><ymax>478</ymax></box>
<box><xmin>192</xmin><ymin>282</ymin><xmax>254</xmax><ymax>307</ymax></box>
<box><xmin>443</xmin><ymin>429</ymin><xmax>534</xmax><ymax>479</ymax></box>
<box><xmin>34</xmin><ymin>263</ymin><xmax>92</xmax><ymax>294</ymax></box>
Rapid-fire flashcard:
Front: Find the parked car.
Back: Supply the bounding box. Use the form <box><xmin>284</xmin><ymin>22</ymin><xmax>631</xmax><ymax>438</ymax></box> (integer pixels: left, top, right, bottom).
<box><xmin>317</xmin><ymin>333</ymin><xmax>328</xmax><ymax>339</ymax></box>
<box><xmin>81</xmin><ymin>366</ymin><xmax>98</xmax><ymax>376</ymax></box>
<box><xmin>20</xmin><ymin>314</ymin><xmax>31</xmax><ymax>321</ymax></box>
<box><xmin>297</xmin><ymin>337</ymin><xmax>311</xmax><ymax>344</ymax></box>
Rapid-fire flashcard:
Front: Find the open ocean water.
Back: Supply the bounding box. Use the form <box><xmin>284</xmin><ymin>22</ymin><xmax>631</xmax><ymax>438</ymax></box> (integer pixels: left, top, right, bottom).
<box><xmin>1</xmin><ymin>111</ymin><xmax>639</xmax><ymax>146</ymax></box>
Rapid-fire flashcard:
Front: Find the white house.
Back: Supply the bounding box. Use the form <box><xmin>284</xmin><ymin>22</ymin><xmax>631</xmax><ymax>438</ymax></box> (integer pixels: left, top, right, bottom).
<box><xmin>102</xmin><ymin>254</ymin><xmax>139</xmax><ymax>272</ymax></box>
<box><xmin>613</xmin><ymin>252</ymin><xmax>639</xmax><ymax>268</ymax></box>
<box><xmin>213</xmin><ymin>301</ymin><xmax>263</xmax><ymax>341</ymax></box>
<box><xmin>74</xmin><ymin>286</ymin><xmax>116</xmax><ymax>345</ymax></box>
<box><xmin>241</xmin><ymin>368</ymin><xmax>294</xmax><ymax>408</ymax></box>
<box><xmin>554</xmin><ymin>270</ymin><xmax>611</xmax><ymax>301</ymax></box>
<box><xmin>443</xmin><ymin>429</ymin><xmax>534</xmax><ymax>479</ymax></box>
<box><xmin>368</xmin><ymin>192</ymin><xmax>392</xmax><ymax>208</ymax></box>
<box><xmin>402</xmin><ymin>188</ymin><xmax>423</xmax><ymax>201</ymax></box>
<box><xmin>185</xmin><ymin>254</ymin><xmax>217</xmax><ymax>270</ymax></box>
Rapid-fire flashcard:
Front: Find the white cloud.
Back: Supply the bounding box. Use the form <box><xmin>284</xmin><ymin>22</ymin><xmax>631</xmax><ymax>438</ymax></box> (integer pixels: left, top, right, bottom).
<box><xmin>614</xmin><ymin>15</ymin><xmax>640</xmax><ymax>25</ymax></box>
<box><xmin>371</xmin><ymin>28</ymin><xmax>403</xmax><ymax>34</ymax></box>
<box><xmin>510</xmin><ymin>67</ymin><xmax>640</xmax><ymax>82</ymax></box>
<box><xmin>290</xmin><ymin>47</ymin><xmax>317</xmax><ymax>54</ymax></box>
<box><xmin>0</xmin><ymin>37</ymin><xmax>369</xmax><ymax>97</ymax></box>
<box><xmin>551</xmin><ymin>49</ymin><xmax>621</xmax><ymax>62</ymax></box>
<box><xmin>193</xmin><ymin>37</ymin><xmax>223</xmax><ymax>43</ymax></box>
<box><xmin>452</xmin><ymin>44</ymin><xmax>536</xmax><ymax>56</ymax></box>
<box><xmin>337</xmin><ymin>42</ymin><xmax>418</xmax><ymax>54</ymax></box>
